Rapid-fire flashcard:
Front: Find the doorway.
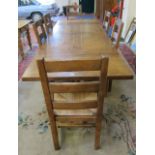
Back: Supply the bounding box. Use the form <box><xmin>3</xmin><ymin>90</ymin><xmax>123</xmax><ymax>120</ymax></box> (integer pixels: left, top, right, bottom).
<box><xmin>79</xmin><ymin>0</ymin><xmax>94</xmax><ymax>13</ymax></box>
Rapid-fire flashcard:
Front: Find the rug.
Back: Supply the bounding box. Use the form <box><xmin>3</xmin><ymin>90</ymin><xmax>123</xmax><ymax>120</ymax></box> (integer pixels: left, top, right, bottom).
<box><xmin>52</xmin><ymin>14</ymin><xmax>95</xmax><ymax>22</ymax></box>
<box><xmin>19</xmin><ymin>94</ymin><xmax>136</xmax><ymax>155</ymax></box>
<box><xmin>119</xmin><ymin>44</ymin><xmax>136</xmax><ymax>74</ymax></box>
<box><xmin>76</xmin><ymin>14</ymin><xmax>95</xmax><ymax>20</ymax></box>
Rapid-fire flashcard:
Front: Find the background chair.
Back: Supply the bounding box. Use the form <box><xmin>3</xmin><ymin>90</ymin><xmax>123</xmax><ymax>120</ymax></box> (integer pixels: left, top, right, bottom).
<box><xmin>37</xmin><ymin>57</ymin><xmax>109</xmax><ymax>150</ymax></box>
<box><xmin>18</xmin><ymin>22</ymin><xmax>32</xmax><ymax>59</ymax></box>
<box><xmin>33</xmin><ymin>19</ymin><xmax>47</xmax><ymax>46</ymax></box>
<box><xmin>43</xmin><ymin>13</ymin><xmax>53</xmax><ymax>33</ymax></box>
<box><xmin>111</xmin><ymin>18</ymin><xmax>124</xmax><ymax>49</ymax></box>
<box><xmin>66</xmin><ymin>4</ymin><xmax>82</xmax><ymax>20</ymax></box>
<box><xmin>103</xmin><ymin>10</ymin><xmax>111</xmax><ymax>33</ymax></box>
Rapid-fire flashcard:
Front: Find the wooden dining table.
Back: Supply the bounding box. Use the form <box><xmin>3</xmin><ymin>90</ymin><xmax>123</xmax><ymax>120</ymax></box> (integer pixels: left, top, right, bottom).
<box><xmin>22</xmin><ymin>19</ymin><xmax>133</xmax><ymax>84</ymax></box>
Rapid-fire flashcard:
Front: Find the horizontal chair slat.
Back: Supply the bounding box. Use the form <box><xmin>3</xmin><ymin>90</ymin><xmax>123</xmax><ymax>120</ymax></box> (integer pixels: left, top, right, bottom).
<box><xmin>57</xmin><ymin>123</ymin><xmax>95</xmax><ymax>128</ymax></box>
<box><xmin>49</xmin><ymin>81</ymin><xmax>99</xmax><ymax>93</ymax></box>
<box><xmin>44</xmin><ymin>59</ymin><xmax>101</xmax><ymax>72</ymax></box>
<box><xmin>53</xmin><ymin>100</ymin><xmax>98</xmax><ymax>109</ymax></box>
<box><xmin>56</xmin><ymin>115</ymin><xmax>96</xmax><ymax>122</ymax></box>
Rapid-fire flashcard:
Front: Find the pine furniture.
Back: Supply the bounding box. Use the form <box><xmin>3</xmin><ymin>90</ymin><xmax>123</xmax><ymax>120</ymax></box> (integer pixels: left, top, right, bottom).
<box><xmin>43</xmin><ymin>13</ymin><xmax>53</xmax><ymax>33</ymax></box>
<box><xmin>37</xmin><ymin>56</ymin><xmax>109</xmax><ymax>150</ymax></box>
<box><xmin>33</xmin><ymin>19</ymin><xmax>47</xmax><ymax>46</ymax></box>
<box><xmin>103</xmin><ymin>10</ymin><xmax>111</xmax><ymax>33</ymax></box>
<box><xmin>22</xmin><ymin>19</ymin><xmax>133</xmax><ymax>91</ymax></box>
<box><xmin>111</xmin><ymin>18</ymin><xmax>124</xmax><ymax>49</ymax></box>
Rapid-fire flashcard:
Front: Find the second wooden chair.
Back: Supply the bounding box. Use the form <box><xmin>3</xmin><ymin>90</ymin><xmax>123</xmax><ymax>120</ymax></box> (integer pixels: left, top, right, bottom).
<box><xmin>43</xmin><ymin>13</ymin><xmax>53</xmax><ymax>33</ymax></box>
<box><xmin>103</xmin><ymin>10</ymin><xmax>111</xmax><ymax>33</ymax></box>
<box><xmin>33</xmin><ymin>19</ymin><xmax>47</xmax><ymax>46</ymax></box>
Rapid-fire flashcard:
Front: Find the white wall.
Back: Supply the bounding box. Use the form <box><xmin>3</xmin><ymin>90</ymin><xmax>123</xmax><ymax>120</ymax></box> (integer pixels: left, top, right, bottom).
<box><xmin>122</xmin><ymin>0</ymin><xmax>136</xmax><ymax>38</ymax></box>
<box><xmin>55</xmin><ymin>0</ymin><xmax>79</xmax><ymax>12</ymax></box>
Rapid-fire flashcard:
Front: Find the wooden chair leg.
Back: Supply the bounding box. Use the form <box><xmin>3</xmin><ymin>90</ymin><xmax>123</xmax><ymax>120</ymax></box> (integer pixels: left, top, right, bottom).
<box><xmin>95</xmin><ymin>108</ymin><xmax>103</xmax><ymax>149</ymax></box>
<box><xmin>95</xmin><ymin>119</ymin><xmax>102</xmax><ymax>149</ymax></box>
<box><xmin>41</xmin><ymin>24</ymin><xmax>47</xmax><ymax>39</ymax></box>
<box><xmin>26</xmin><ymin>27</ymin><xmax>32</xmax><ymax>49</ymax></box>
<box><xmin>49</xmin><ymin>118</ymin><xmax>60</xmax><ymax>150</ymax></box>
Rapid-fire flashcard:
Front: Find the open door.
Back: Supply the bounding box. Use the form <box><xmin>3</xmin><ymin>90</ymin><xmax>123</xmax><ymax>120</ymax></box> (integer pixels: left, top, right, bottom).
<box><xmin>79</xmin><ymin>0</ymin><xmax>94</xmax><ymax>13</ymax></box>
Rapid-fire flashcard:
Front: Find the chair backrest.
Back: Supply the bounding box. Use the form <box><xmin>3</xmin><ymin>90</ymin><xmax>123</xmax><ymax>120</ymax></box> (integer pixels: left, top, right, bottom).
<box><xmin>37</xmin><ymin>57</ymin><xmax>109</xmax><ymax>150</ymax></box>
<box><xmin>37</xmin><ymin>56</ymin><xmax>109</xmax><ymax>116</ymax></box>
<box><xmin>43</xmin><ymin>13</ymin><xmax>53</xmax><ymax>33</ymax></box>
<box><xmin>111</xmin><ymin>18</ymin><xmax>124</xmax><ymax>48</ymax></box>
<box><xmin>103</xmin><ymin>10</ymin><xmax>111</xmax><ymax>32</ymax></box>
<box><xmin>33</xmin><ymin>19</ymin><xmax>47</xmax><ymax>46</ymax></box>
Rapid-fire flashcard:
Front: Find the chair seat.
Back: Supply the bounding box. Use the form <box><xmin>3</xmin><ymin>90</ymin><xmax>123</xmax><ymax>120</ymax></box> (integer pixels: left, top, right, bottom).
<box><xmin>54</xmin><ymin>93</ymin><xmax>97</xmax><ymax>116</ymax></box>
<box><xmin>54</xmin><ymin>109</ymin><xmax>97</xmax><ymax>116</ymax></box>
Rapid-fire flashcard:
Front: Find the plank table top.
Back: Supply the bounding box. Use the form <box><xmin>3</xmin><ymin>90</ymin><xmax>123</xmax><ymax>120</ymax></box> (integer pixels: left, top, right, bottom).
<box><xmin>22</xmin><ymin>19</ymin><xmax>133</xmax><ymax>81</ymax></box>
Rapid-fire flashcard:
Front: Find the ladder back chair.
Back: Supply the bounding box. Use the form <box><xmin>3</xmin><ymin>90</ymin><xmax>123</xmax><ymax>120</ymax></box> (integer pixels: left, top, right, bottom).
<box><xmin>33</xmin><ymin>19</ymin><xmax>47</xmax><ymax>46</ymax></box>
<box><xmin>103</xmin><ymin>10</ymin><xmax>111</xmax><ymax>33</ymax></box>
<box><xmin>111</xmin><ymin>18</ymin><xmax>124</xmax><ymax>49</ymax></box>
<box><xmin>43</xmin><ymin>13</ymin><xmax>53</xmax><ymax>33</ymax></box>
<box><xmin>37</xmin><ymin>56</ymin><xmax>109</xmax><ymax>150</ymax></box>
<box><xmin>66</xmin><ymin>5</ymin><xmax>82</xmax><ymax>20</ymax></box>
<box><xmin>18</xmin><ymin>21</ymin><xmax>32</xmax><ymax>59</ymax></box>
